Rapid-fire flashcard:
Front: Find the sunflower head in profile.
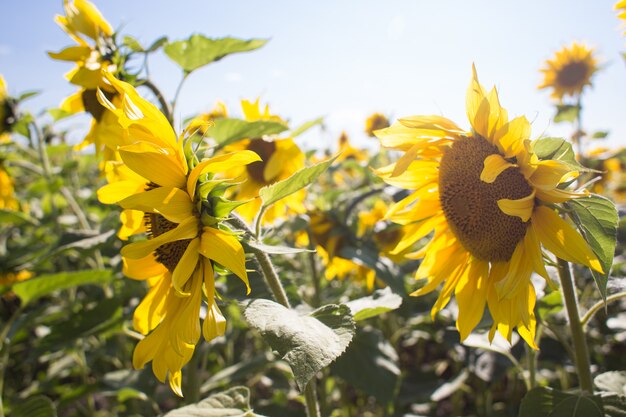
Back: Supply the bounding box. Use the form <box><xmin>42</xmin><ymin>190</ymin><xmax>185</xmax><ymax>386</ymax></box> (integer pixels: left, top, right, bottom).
<box><xmin>538</xmin><ymin>42</ymin><xmax>599</xmax><ymax>101</ymax></box>
<box><xmin>222</xmin><ymin>99</ymin><xmax>306</xmax><ymax>225</ymax></box>
<box><xmin>96</xmin><ymin>72</ymin><xmax>260</xmax><ymax>396</ymax></box>
<box><xmin>375</xmin><ymin>65</ymin><xmax>602</xmax><ymax>347</ymax></box>
<box><xmin>365</xmin><ymin>113</ymin><xmax>390</xmax><ymax>137</ymax></box>
<box><xmin>0</xmin><ymin>75</ymin><xmax>17</xmax><ymax>143</ymax></box>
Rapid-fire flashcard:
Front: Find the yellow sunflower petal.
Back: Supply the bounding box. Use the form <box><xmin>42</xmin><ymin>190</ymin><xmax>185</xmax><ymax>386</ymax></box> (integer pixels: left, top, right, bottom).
<box><xmin>171</xmin><ymin>238</ymin><xmax>200</xmax><ymax>296</ymax></box>
<box><xmin>133</xmin><ymin>275</ymin><xmax>170</xmax><ymax>334</ymax></box>
<box><xmin>532</xmin><ymin>206</ymin><xmax>603</xmax><ymax>272</ymax></box>
<box><xmin>200</xmin><ymin>227</ymin><xmax>249</xmax><ymax>292</ymax></box>
<box><xmin>123</xmin><ymin>253</ymin><xmax>167</xmax><ymax>280</ymax></box>
<box><xmin>119</xmin><ymin>142</ymin><xmax>187</xmax><ymax>189</ymax></box>
<box><xmin>186</xmin><ymin>151</ymin><xmax>261</xmax><ymax>199</ymax></box>
<box><xmin>121</xmin><ymin>217</ymin><xmax>198</xmax><ymax>259</ymax></box>
<box><xmin>204</xmin><ymin>303</ymin><xmax>227</xmax><ymax>342</ymax></box>
<box><xmin>118</xmin><ymin>187</ymin><xmax>193</xmax><ymax>224</ymax></box>
<box><xmin>494</xmin><ymin>116</ymin><xmax>530</xmax><ymax>159</ymax></box>
<box><xmin>497</xmin><ymin>190</ymin><xmax>535</xmax><ymax>222</ymax></box>
<box><xmin>480</xmin><ymin>154</ymin><xmax>516</xmax><ymax>183</ymax></box>
<box><xmin>455</xmin><ymin>258</ymin><xmax>489</xmax><ymax>340</ymax></box>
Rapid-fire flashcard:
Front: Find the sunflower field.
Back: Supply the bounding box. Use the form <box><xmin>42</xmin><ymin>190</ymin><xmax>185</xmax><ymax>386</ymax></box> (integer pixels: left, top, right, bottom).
<box><xmin>1</xmin><ymin>1</ymin><xmax>626</xmax><ymax>417</ymax></box>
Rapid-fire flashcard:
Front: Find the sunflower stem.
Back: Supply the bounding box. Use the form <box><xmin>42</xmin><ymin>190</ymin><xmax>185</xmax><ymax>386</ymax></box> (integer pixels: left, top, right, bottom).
<box><xmin>581</xmin><ymin>291</ymin><xmax>626</xmax><ymax>328</ymax></box>
<box><xmin>556</xmin><ymin>258</ymin><xmax>594</xmax><ymax>393</ymax></box>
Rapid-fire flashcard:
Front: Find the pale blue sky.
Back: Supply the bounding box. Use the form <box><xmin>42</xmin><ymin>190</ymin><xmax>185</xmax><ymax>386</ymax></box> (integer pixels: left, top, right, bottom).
<box><xmin>0</xmin><ymin>1</ymin><xmax>624</xmax><ymax>151</ymax></box>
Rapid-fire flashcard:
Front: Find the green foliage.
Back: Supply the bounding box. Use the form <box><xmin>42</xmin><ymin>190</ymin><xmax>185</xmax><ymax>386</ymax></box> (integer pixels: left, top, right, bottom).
<box><xmin>165</xmin><ymin>386</ymin><xmax>263</xmax><ymax>417</ymax></box>
<box><xmin>123</xmin><ymin>35</ymin><xmax>144</xmax><ymax>52</ymax></box>
<box><xmin>244</xmin><ymin>239</ymin><xmax>314</xmax><ymax>255</ymax></box>
<box><xmin>164</xmin><ymin>35</ymin><xmax>268</xmax><ymax>73</ymax></box>
<box><xmin>11</xmin><ymin>395</ymin><xmax>57</xmax><ymax>417</ymax></box>
<box><xmin>205</xmin><ymin>118</ymin><xmax>288</xmax><ymax>148</ymax></box>
<box><xmin>290</xmin><ymin>117</ymin><xmax>324</xmax><ymax>137</ymax></box>
<box><xmin>554</xmin><ymin>104</ymin><xmax>580</xmax><ymax>123</ymax></box>
<box><xmin>533</xmin><ymin>137</ymin><xmax>589</xmax><ymax>171</ymax></box>
<box><xmin>0</xmin><ymin>208</ymin><xmax>39</xmax><ymax>225</ymax></box>
<box><xmin>259</xmin><ymin>155</ymin><xmax>338</xmax><ymax>209</ymax></box>
<box><xmin>345</xmin><ymin>287</ymin><xmax>403</xmax><ymax>321</ymax></box>
<box><xmin>537</xmin><ymin>290</ymin><xmax>563</xmax><ymax>320</ymax></box>
<box><xmin>243</xmin><ymin>299</ymin><xmax>355</xmax><ymax>390</ymax></box>
<box><xmin>12</xmin><ymin>270</ymin><xmax>114</xmax><ymax>306</ymax></box>
<box><xmin>519</xmin><ymin>387</ymin><xmax>626</xmax><ymax>417</ymax></box>
<box><xmin>331</xmin><ymin>327</ymin><xmax>400</xmax><ymax>404</ymax></box>
<box><xmin>566</xmin><ymin>194</ymin><xmax>619</xmax><ymax>301</ymax></box>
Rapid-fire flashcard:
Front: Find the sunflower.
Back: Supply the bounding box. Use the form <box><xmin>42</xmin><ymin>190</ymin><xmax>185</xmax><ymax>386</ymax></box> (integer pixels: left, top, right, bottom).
<box><xmin>0</xmin><ymin>162</ymin><xmax>18</xmax><ymax>211</ymax></box>
<box><xmin>365</xmin><ymin>113</ymin><xmax>390</xmax><ymax>137</ymax></box>
<box><xmin>374</xmin><ymin>66</ymin><xmax>602</xmax><ymax>347</ymax></box>
<box><xmin>96</xmin><ymin>72</ymin><xmax>260</xmax><ymax>396</ymax></box>
<box><xmin>357</xmin><ymin>200</ymin><xmax>405</xmax><ymax>260</ymax></box>
<box><xmin>332</xmin><ymin>132</ymin><xmax>369</xmax><ymax>186</ymax></box>
<box><xmin>49</xmin><ymin>0</ymin><xmax>122</xmax><ymax>157</ymax></box>
<box><xmin>0</xmin><ymin>75</ymin><xmax>16</xmax><ymax>143</ymax></box>
<box><xmin>223</xmin><ymin>99</ymin><xmax>306</xmax><ymax>224</ymax></box>
<box><xmin>538</xmin><ymin>42</ymin><xmax>599</xmax><ymax>101</ymax></box>
<box><xmin>616</xmin><ymin>0</ymin><xmax>626</xmax><ymax>34</ymax></box>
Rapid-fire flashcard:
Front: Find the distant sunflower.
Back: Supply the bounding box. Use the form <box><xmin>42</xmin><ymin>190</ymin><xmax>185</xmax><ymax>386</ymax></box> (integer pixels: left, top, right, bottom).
<box><xmin>539</xmin><ymin>42</ymin><xmax>599</xmax><ymax>101</ymax></box>
<box><xmin>365</xmin><ymin>113</ymin><xmax>390</xmax><ymax>137</ymax></box>
<box><xmin>333</xmin><ymin>132</ymin><xmax>369</xmax><ymax>186</ymax></box>
<box><xmin>0</xmin><ymin>75</ymin><xmax>16</xmax><ymax>143</ymax></box>
<box><xmin>223</xmin><ymin>99</ymin><xmax>306</xmax><ymax>224</ymax></box>
<box><xmin>375</xmin><ymin>66</ymin><xmax>602</xmax><ymax>346</ymax></box>
<box><xmin>96</xmin><ymin>72</ymin><xmax>260</xmax><ymax>396</ymax></box>
<box><xmin>615</xmin><ymin>0</ymin><xmax>626</xmax><ymax>34</ymax></box>
<box><xmin>0</xmin><ymin>162</ymin><xmax>18</xmax><ymax>211</ymax></box>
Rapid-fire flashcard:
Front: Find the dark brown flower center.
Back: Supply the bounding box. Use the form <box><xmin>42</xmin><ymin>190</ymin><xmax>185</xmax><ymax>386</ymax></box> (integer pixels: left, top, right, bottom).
<box><xmin>82</xmin><ymin>89</ymin><xmax>116</xmax><ymax>122</ymax></box>
<box><xmin>145</xmin><ymin>213</ymin><xmax>191</xmax><ymax>272</ymax></box>
<box><xmin>556</xmin><ymin>61</ymin><xmax>589</xmax><ymax>88</ymax></box>
<box><xmin>246</xmin><ymin>139</ymin><xmax>277</xmax><ymax>184</ymax></box>
<box><xmin>438</xmin><ymin>135</ymin><xmax>532</xmax><ymax>261</ymax></box>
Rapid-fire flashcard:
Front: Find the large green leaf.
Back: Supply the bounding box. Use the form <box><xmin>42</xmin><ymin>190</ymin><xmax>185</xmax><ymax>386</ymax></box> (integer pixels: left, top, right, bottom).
<box><xmin>11</xmin><ymin>395</ymin><xmax>57</xmax><ymax>417</ymax></box>
<box><xmin>259</xmin><ymin>155</ymin><xmax>338</xmax><ymax>209</ymax></box>
<box><xmin>345</xmin><ymin>287</ymin><xmax>403</xmax><ymax>321</ymax></box>
<box><xmin>164</xmin><ymin>386</ymin><xmax>264</xmax><ymax>417</ymax></box>
<box><xmin>566</xmin><ymin>194</ymin><xmax>618</xmax><ymax>301</ymax></box>
<box><xmin>331</xmin><ymin>327</ymin><xmax>400</xmax><ymax>404</ymax></box>
<box><xmin>164</xmin><ymin>35</ymin><xmax>268</xmax><ymax>73</ymax></box>
<box><xmin>596</xmin><ymin>371</ymin><xmax>626</xmax><ymax>396</ymax></box>
<box><xmin>533</xmin><ymin>137</ymin><xmax>587</xmax><ymax>171</ymax></box>
<box><xmin>243</xmin><ymin>299</ymin><xmax>355</xmax><ymax>390</ymax></box>
<box><xmin>12</xmin><ymin>270</ymin><xmax>114</xmax><ymax>306</ymax></box>
<box><xmin>205</xmin><ymin>118</ymin><xmax>288</xmax><ymax>148</ymax></box>
<box><xmin>518</xmin><ymin>387</ymin><xmax>626</xmax><ymax>417</ymax></box>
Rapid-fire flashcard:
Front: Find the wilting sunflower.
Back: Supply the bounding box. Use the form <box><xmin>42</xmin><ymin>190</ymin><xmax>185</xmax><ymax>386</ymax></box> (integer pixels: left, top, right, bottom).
<box><xmin>375</xmin><ymin>66</ymin><xmax>602</xmax><ymax>346</ymax></box>
<box><xmin>538</xmin><ymin>42</ymin><xmax>599</xmax><ymax>101</ymax></box>
<box><xmin>223</xmin><ymin>99</ymin><xmax>306</xmax><ymax>224</ymax></box>
<box><xmin>365</xmin><ymin>113</ymin><xmax>390</xmax><ymax>137</ymax></box>
<box><xmin>96</xmin><ymin>72</ymin><xmax>260</xmax><ymax>396</ymax></box>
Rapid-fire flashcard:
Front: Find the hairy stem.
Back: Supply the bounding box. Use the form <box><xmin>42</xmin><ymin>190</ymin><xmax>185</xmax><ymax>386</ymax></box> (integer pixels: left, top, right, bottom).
<box><xmin>556</xmin><ymin>258</ymin><xmax>594</xmax><ymax>393</ymax></box>
<box><xmin>581</xmin><ymin>291</ymin><xmax>626</xmax><ymax>328</ymax></box>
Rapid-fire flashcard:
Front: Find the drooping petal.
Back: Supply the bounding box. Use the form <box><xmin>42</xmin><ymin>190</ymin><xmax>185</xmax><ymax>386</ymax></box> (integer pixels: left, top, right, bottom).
<box><xmin>119</xmin><ymin>142</ymin><xmax>187</xmax><ymax>189</ymax></box>
<box><xmin>186</xmin><ymin>151</ymin><xmax>261</xmax><ymax>199</ymax></box>
<box><xmin>480</xmin><ymin>154</ymin><xmax>516</xmax><ymax>183</ymax></box>
<box><xmin>200</xmin><ymin>227</ymin><xmax>250</xmax><ymax>292</ymax></box>
<box><xmin>497</xmin><ymin>190</ymin><xmax>535</xmax><ymax>222</ymax></box>
<box><xmin>133</xmin><ymin>275</ymin><xmax>170</xmax><ymax>334</ymax></box>
<box><xmin>118</xmin><ymin>186</ymin><xmax>194</xmax><ymax>224</ymax></box>
<box><xmin>121</xmin><ymin>216</ymin><xmax>198</xmax><ymax>259</ymax></box>
<box><xmin>532</xmin><ymin>206</ymin><xmax>603</xmax><ymax>272</ymax></box>
<box><xmin>171</xmin><ymin>238</ymin><xmax>200</xmax><ymax>295</ymax></box>
<box><xmin>455</xmin><ymin>258</ymin><xmax>489</xmax><ymax>340</ymax></box>
<box><xmin>123</xmin><ymin>253</ymin><xmax>167</xmax><ymax>280</ymax></box>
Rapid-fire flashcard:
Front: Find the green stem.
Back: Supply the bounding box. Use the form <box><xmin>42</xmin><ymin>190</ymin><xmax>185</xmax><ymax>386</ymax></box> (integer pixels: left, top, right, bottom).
<box><xmin>306</xmin><ymin>229</ymin><xmax>321</xmax><ymax>308</ymax></box>
<box><xmin>556</xmin><ymin>258</ymin><xmax>594</xmax><ymax>393</ymax></box>
<box><xmin>581</xmin><ymin>291</ymin><xmax>626</xmax><ymax>328</ymax></box>
<box><xmin>253</xmin><ymin>206</ymin><xmax>267</xmax><ymax>240</ymax></box>
<box><xmin>0</xmin><ymin>306</ymin><xmax>23</xmax><ymax>417</ymax></box>
<box><xmin>186</xmin><ymin>343</ymin><xmax>202</xmax><ymax>404</ymax></box>
<box><xmin>228</xmin><ymin>215</ymin><xmax>322</xmax><ymax>417</ymax></box>
<box><xmin>170</xmin><ymin>73</ymin><xmax>188</xmax><ymax>124</ymax></box>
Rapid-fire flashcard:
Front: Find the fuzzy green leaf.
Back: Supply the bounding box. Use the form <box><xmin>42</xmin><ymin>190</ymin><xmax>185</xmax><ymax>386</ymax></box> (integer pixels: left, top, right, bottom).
<box><xmin>205</xmin><ymin>118</ymin><xmax>288</xmax><ymax>148</ymax></box>
<box><xmin>291</xmin><ymin>117</ymin><xmax>324</xmax><ymax>137</ymax></box>
<box><xmin>164</xmin><ymin>35</ymin><xmax>268</xmax><ymax>73</ymax></box>
<box><xmin>165</xmin><ymin>386</ymin><xmax>264</xmax><ymax>417</ymax></box>
<box><xmin>11</xmin><ymin>395</ymin><xmax>57</xmax><ymax>417</ymax></box>
<box><xmin>123</xmin><ymin>35</ymin><xmax>144</xmax><ymax>52</ymax></box>
<box><xmin>147</xmin><ymin>36</ymin><xmax>168</xmax><ymax>52</ymax></box>
<box><xmin>554</xmin><ymin>104</ymin><xmax>580</xmax><ymax>123</ymax></box>
<box><xmin>260</xmin><ymin>155</ymin><xmax>338</xmax><ymax>209</ymax></box>
<box><xmin>566</xmin><ymin>194</ymin><xmax>618</xmax><ymax>301</ymax></box>
<box><xmin>12</xmin><ymin>270</ymin><xmax>114</xmax><ymax>306</ymax></box>
<box><xmin>243</xmin><ymin>299</ymin><xmax>355</xmax><ymax>390</ymax></box>
<box><xmin>345</xmin><ymin>287</ymin><xmax>403</xmax><ymax>321</ymax></box>
<box><xmin>595</xmin><ymin>371</ymin><xmax>626</xmax><ymax>396</ymax></box>
<box><xmin>533</xmin><ymin>137</ymin><xmax>588</xmax><ymax>172</ymax></box>
<box><xmin>519</xmin><ymin>387</ymin><xmax>625</xmax><ymax>417</ymax></box>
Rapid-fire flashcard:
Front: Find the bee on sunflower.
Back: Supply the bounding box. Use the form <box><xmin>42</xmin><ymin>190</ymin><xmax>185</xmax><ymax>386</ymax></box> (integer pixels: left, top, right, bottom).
<box><xmin>538</xmin><ymin>42</ymin><xmax>600</xmax><ymax>102</ymax></box>
<box><xmin>96</xmin><ymin>72</ymin><xmax>260</xmax><ymax>396</ymax></box>
<box><xmin>222</xmin><ymin>99</ymin><xmax>307</xmax><ymax>225</ymax></box>
<box><xmin>374</xmin><ymin>66</ymin><xmax>602</xmax><ymax>347</ymax></box>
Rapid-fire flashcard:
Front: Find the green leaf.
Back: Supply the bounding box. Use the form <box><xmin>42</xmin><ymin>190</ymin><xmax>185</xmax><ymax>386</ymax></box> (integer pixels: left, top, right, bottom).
<box><xmin>147</xmin><ymin>36</ymin><xmax>168</xmax><ymax>52</ymax></box>
<box><xmin>0</xmin><ymin>209</ymin><xmax>39</xmax><ymax>226</ymax></box>
<box><xmin>533</xmin><ymin>137</ymin><xmax>588</xmax><ymax>172</ymax></box>
<box><xmin>595</xmin><ymin>371</ymin><xmax>626</xmax><ymax>396</ymax></box>
<box><xmin>290</xmin><ymin>117</ymin><xmax>324</xmax><ymax>137</ymax></box>
<box><xmin>566</xmin><ymin>194</ymin><xmax>618</xmax><ymax>301</ymax></box>
<box><xmin>260</xmin><ymin>155</ymin><xmax>338</xmax><ymax>209</ymax></box>
<box><xmin>11</xmin><ymin>395</ymin><xmax>57</xmax><ymax>417</ymax></box>
<box><xmin>13</xmin><ymin>270</ymin><xmax>114</xmax><ymax>306</ymax></box>
<box><xmin>345</xmin><ymin>287</ymin><xmax>403</xmax><ymax>321</ymax></box>
<box><xmin>331</xmin><ymin>327</ymin><xmax>400</xmax><ymax>404</ymax></box>
<box><xmin>18</xmin><ymin>91</ymin><xmax>40</xmax><ymax>101</ymax></box>
<box><xmin>592</xmin><ymin>130</ymin><xmax>610</xmax><ymax>139</ymax></box>
<box><xmin>164</xmin><ymin>35</ymin><xmax>268</xmax><ymax>73</ymax></box>
<box><xmin>554</xmin><ymin>104</ymin><xmax>580</xmax><ymax>123</ymax></box>
<box><xmin>48</xmin><ymin>108</ymin><xmax>74</xmax><ymax>122</ymax></box>
<box><xmin>518</xmin><ymin>387</ymin><xmax>626</xmax><ymax>417</ymax></box>
<box><xmin>338</xmin><ymin>245</ymin><xmax>407</xmax><ymax>295</ymax></box>
<box><xmin>243</xmin><ymin>299</ymin><xmax>355</xmax><ymax>390</ymax></box>
<box><xmin>164</xmin><ymin>386</ymin><xmax>263</xmax><ymax>417</ymax></box>
<box><xmin>205</xmin><ymin>118</ymin><xmax>288</xmax><ymax>148</ymax></box>
<box><xmin>123</xmin><ymin>35</ymin><xmax>144</xmax><ymax>52</ymax></box>
<box><xmin>537</xmin><ymin>290</ymin><xmax>563</xmax><ymax>320</ymax></box>
<box><xmin>243</xmin><ymin>239</ymin><xmax>314</xmax><ymax>255</ymax></box>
